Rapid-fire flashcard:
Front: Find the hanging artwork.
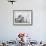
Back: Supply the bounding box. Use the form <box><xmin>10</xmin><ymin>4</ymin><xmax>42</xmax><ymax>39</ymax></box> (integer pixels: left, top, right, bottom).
<box><xmin>13</xmin><ymin>10</ymin><xmax>33</xmax><ymax>26</ymax></box>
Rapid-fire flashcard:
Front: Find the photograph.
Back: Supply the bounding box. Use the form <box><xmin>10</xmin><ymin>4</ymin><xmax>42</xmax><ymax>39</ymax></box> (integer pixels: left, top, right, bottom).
<box><xmin>0</xmin><ymin>0</ymin><xmax>46</xmax><ymax>46</ymax></box>
<box><xmin>13</xmin><ymin>10</ymin><xmax>32</xmax><ymax>25</ymax></box>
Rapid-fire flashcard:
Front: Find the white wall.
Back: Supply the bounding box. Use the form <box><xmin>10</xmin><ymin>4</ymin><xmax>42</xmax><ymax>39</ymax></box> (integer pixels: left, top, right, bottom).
<box><xmin>0</xmin><ymin>0</ymin><xmax>46</xmax><ymax>42</ymax></box>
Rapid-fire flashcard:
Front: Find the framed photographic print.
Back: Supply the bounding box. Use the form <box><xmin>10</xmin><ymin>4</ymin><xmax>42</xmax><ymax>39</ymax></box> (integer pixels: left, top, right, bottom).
<box><xmin>13</xmin><ymin>10</ymin><xmax>33</xmax><ymax>26</ymax></box>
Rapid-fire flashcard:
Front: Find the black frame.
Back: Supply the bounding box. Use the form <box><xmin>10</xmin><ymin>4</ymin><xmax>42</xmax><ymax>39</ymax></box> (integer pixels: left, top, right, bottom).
<box><xmin>13</xmin><ymin>10</ymin><xmax>33</xmax><ymax>26</ymax></box>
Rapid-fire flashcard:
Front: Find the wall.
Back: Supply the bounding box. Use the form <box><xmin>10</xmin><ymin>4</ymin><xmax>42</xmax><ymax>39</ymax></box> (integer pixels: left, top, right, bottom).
<box><xmin>0</xmin><ymin>0</ymin><xmax>46</xmax><ymax>42</ymax></box>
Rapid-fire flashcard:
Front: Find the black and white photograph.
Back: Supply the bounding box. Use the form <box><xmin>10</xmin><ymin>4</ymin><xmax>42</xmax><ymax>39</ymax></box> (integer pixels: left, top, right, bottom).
<box><xmin>13</xmin><ymin>10</ymin><xmax>32</xmax><ymax>25</ymax></box>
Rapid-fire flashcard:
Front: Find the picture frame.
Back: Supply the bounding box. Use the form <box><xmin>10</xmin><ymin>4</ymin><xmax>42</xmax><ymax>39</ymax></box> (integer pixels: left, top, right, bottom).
<box><xmin>13</xmin><ymin>10</ymin><xmax>33</xmax><ymax>26</ymax></box>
